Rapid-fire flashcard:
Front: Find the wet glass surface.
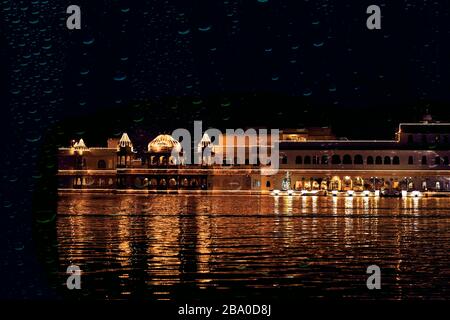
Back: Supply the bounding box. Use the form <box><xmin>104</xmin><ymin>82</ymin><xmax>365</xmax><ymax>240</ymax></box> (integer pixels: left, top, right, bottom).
<box><xmin>56</xmin><ymin>194</ymin><xmax>449</xmax><ymax>301</ymax></box>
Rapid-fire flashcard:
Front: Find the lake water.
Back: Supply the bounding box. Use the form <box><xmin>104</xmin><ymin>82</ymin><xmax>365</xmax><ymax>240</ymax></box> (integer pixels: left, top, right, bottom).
<box><xmin>56</xmin><ymin>194</ymin><xmax>449</xmax><ymax>301</ymax></box>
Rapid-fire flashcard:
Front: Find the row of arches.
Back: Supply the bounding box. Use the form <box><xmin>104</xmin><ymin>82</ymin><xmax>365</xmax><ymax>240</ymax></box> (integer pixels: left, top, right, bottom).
<box><xmin>71</xmin><ymin>176</ymin><xmax>207</xmax><ymax>189</ymax></box>
<box><xmin>287</xmin><ymin>154</ymin><xmax>450</xmax><ymax>166</ymax></box>
<box><xmin>279</xmin><ymin>176</ymin><xmax>448</xmax><ymax>192</ymax></box>
<box><xmin>71</xmin><ymin>176</ymin><xmax>208</xmax><ymax>189</ymax></box>
<box><xmin>290</xmin><ymin>176</ymin><xmax>366</xmax><ymax>191</ymax></box>
<box><xmin>94</xmin><ymin>154</ymin><xmax>450</xmax><ymax>169</ymax></box>
<box><xmin>122</xmin><ymin>176</ymin><xmax>208</xmax><ymax>189</ymax></box>
<box><xmin>72</xmin><ymin>177</ymin><xmax>114</xmax><ymax>187</ymax></box>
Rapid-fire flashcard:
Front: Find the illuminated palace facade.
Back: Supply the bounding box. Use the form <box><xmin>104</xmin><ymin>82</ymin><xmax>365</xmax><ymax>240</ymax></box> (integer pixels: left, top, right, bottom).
<box><xmin>58</xmin><ymin>120</ymin><xmax>450</xmax><ymax>195</ymax></box>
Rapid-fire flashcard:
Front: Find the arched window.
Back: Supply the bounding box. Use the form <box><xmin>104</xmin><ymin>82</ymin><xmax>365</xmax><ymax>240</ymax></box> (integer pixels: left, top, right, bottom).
<box><xmin>321</xmin><ymin>155</ymin><xmax>329</xmax><ymax>165</ymax></box>
<box><xmin>281</xmin><ymin>155</ymin><xmax>288</xmax><ymax>164</ymax></box>
<box><xmin>422</xmin><ymin>156</ymin><xmax>427</xmax><ymax>165</ymax></box>
<box><xmin>189</xmin><ymin>179</ymin><xmax>197</xmax><ymax>187</ymax></box>
<box><xmin>266</xmin><ymin>181</ymin><xmax>271</xmax><ymax>188</ymax></box>
<box><xmin>295</xmin><ymin>156</ymin><xmax>302</xmax><ymax>164</ymax></box>
<box><xmin>375</xmin><ymin>156</ymin><xmax>382</xmax><ymax>165</ymax></box>
<box><xmin>343</xmin><ymin>154</ymin><xmax>352</xmax><ymax>165</ymax></box>
<box><xmin>304</xmin><ymin>156</ymin><xmax>311</xmax><ymax>164</ymax></box>
<box><xmin>97</xmin><ymin>160</ymin><xmax>106</xmax><ymax>169</ymax></box>
<box><xmin>393</xmin><ymin>156</ymin><xmax>400</xmax><ymax>165</ymax></box>
<box><xmin>408</xmin><ymin>156</ymin><xmax>414</xmax><ymax>165</ymax></box>
<box><xmin>354</xmin><ymin>155</ymin><xmax>363</xmax><ymax>165</ymax></box>
<box><xmin>435</xmin><ymin>156</ymin><xmax>441</xmax><ymax>165</ymax></box>
<box><xmin>331</xmin><ymin>155</ymin><xmax>341</xmax><ymax>165</ymax></box>
<box><xmin>367</xmin><ymin>156</ymin><xmax>374</xmax><ymax>165</ymax></box>
<box><xmin>384</xmin><ymin>156</ymin><xmax>391</xmax><ymax>165</ymax></box>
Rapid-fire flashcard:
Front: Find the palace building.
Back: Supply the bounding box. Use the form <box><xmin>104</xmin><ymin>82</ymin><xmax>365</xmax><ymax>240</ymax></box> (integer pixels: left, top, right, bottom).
<box><xmin>57</xmin><ymin>118</ymin><xmax>450</xmax><ymax>196</ymax></box>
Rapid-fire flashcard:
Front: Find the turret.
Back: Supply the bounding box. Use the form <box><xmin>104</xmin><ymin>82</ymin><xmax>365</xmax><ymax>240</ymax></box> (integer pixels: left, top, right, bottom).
<box><xmin>71</xmin><ymin>138</ymin><xmax>89</xmax><ymax>169</ymax></box>
<box><xmin>197</xmin><ymin>133</ymin><xmax>215</xmax><ymax>165</ymax></box>
<box><xmin>117</xmin><ymin>133</ymin><xmax>134</xmax><ymax>168</ymax></box>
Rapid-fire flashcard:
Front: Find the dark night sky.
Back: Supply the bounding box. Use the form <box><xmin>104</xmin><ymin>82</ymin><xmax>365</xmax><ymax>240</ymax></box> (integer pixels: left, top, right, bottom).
<box><xmin>1</xmin><ymin>0</ymin><xmax>450</xmax><ymax>299</ymax></box>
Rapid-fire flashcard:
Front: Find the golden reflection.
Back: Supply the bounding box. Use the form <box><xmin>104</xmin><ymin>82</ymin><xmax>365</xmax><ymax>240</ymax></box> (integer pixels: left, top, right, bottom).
<box><xmin>60</xmin><ymin>215</ymin><xmax>88</xmax><ymax>265</ymax></box>
<box><xmin>372</xmin><ymin>196</ymin><xmax>380</xmax><ymax>215</ymax></box>
<box><xmin>332</xmin><ymin>196</ymin><xmax>338</xmax><ymax>215</ymax></box>
<box><xmin>145</xmin><ymin>200</ymin><xmax>181</xmax><ymax>296</ymax></box>
<box><xmin>196</xmin><ymin>213</ymin><xmax>212</xmax><ymax>287</ymax></box>
<box><xmin>412</xmin><ymin>197</ymin><xmax>419</xmax><ymax>215</ymax></box>
<box><xmin>394</xmin><ymin>209</ymin><xmax>402</xmax><ymax>298</ymax></box>
<box><xmin>311</xmin><ymin>196</ymin><xmax>318</xmax><ymax>214</ymax></box>
<box><xmin>55</xmin><ymin>193</ymin><xmax>448</xmax><ymax>300</ymax></box>
<box><xmin>273</xmin><ymin>196</ymin><xmax>280</xmax><ymax>214</ymax></box>
<box><xmin>344</xmin><ymin>196</ymin><xmax>354</xmax><ymax>215</ymax></box>
<box><xmin>301</xmin><ymin>195</ymin><xmax>308</xmax><ymax>214</ymax></box>
<box><xmin>117</xmin><ymin>215</ymin><xmax>132</xmax><ymax>271</ymax></box>
<box><xmin>402</xmin><ymin>194</ymin><xmax>409</xmax><ymax>212</ymax></box>
<box><xmin>283</xmin><ymin>195</ymin><xmax>294</xmax><ymax>214</ymax></box>
<box><xmin>343</xmin><ymin>197</ymin><xmax>354</xmax><ymax>246</ymax></box>
<box><xmin>362</xmin><ymin>196</ymin><xmax>370</xmax><ymax>214</ymax></box>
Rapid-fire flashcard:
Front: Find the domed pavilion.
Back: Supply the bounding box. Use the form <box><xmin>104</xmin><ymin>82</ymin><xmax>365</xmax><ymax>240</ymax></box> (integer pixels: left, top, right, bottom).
<box><xmin>146</xmin><ymin>134</ymin><xmax>183</xmax><ymax>166</ymax></box>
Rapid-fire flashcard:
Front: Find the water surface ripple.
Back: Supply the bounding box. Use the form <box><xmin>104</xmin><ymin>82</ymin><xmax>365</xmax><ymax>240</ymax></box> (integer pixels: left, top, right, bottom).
<box><xmin>56</xmin><ymin>194</ymin><xmax>449</xmax><ymax>301</ymax></box>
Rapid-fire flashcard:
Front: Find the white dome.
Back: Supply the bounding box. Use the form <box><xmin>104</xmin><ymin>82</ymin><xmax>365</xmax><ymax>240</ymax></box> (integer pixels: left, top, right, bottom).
<box><xmin>148</xmin><ymin>134</ymin><xmax>181</xmax><ymax>153</ymax></box>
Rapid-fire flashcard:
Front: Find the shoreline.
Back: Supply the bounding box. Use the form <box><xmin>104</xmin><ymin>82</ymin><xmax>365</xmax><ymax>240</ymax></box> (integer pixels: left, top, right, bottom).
<box><xmin>57</xmin><ymin>188</ymin><xmax>450</xmax><ymax>198</ymax></box>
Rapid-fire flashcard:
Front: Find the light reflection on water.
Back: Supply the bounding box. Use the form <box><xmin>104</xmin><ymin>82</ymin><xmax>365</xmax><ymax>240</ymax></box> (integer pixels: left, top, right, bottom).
<box><xmin>56</xmin><ymin>194</ymin><xmax>450</xmax><ymax>300</ymax></box>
